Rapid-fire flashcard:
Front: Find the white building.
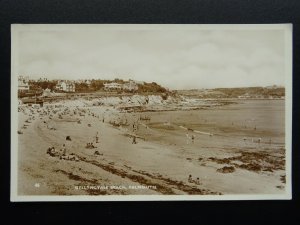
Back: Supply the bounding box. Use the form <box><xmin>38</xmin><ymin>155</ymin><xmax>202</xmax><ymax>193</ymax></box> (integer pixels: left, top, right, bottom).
<box><xmin>238</xmin><ymin>93</ymin><xmax>251</xmax><ymax>99</ymax></box>
<box><xmin>56</xmin><ymin>80</ymin><xmax>75</xmax><ymax>92</ymax></box>
<box><xmin>123</xmin><ymin>80</ymin><xmax>138</xmax><ymax>91</ymax></box>
<box><xmin>18</xmin><ymin>76</ymin><xmax>30</xmax><ymax>92</ymax></box>
<box><xmin>104</xmin><ymin>82</ymin><xmax>122</xmax><ymax>91</ymax></box>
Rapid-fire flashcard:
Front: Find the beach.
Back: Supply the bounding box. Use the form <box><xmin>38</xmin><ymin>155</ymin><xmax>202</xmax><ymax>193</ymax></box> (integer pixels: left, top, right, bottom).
<box><xmin>17</xmin><ymin>96</ymin><xmax>286</xmax><ymax>196</ymax></box>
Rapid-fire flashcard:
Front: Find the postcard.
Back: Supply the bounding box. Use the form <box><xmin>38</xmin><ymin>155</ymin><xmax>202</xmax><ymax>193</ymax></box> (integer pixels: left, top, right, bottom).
<box><xmin>11</xmin><ymin>24</ymin><xmax>292</xmax><ymax>201</ymax></box>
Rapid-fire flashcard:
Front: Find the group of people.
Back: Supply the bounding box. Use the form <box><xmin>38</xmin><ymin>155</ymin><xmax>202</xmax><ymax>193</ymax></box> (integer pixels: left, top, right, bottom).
<box><xmin>46</xmin><ymin>146</ymin><xmax>60</xmax><ymax>157</ymax></box>
<box><xmin>243</xmin><ymin>137</ymin><xmax>263</xmax><ymax>144</ymax></box>
<box><xmin>86</xmin><ymin>142</ymin><xmax>96</xmax><ymax>149</ymax></box>
<box><xmin>47</xmin><ymin>144</ymin><xmax>66</xmax><ymax>156</ymax></box>
<box><xmin>188</xmin><ymin>174</ymin><xmax>201</xmax><ymax>185</ymax></box>
<box><xmin>85</xmin><ymin>131</ymin><xmax>101</xmax><ymax>148</ymax></box>
<box><xmin>46</xmin><ymin>144</ymin><xmax>79</xmax><ymax>161</ymax></box>
<box><xmin>186</xmin><ymin>132</ymin><xmax>195</xmax><ymax>144</ymax></box>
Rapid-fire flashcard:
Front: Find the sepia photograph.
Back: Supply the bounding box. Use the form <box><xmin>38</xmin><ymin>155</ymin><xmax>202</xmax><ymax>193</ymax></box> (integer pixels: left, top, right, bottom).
<box><xmin>11</xmin><ymin>24</ymin><xmax>292</xmax><ymax>201</ymax></box>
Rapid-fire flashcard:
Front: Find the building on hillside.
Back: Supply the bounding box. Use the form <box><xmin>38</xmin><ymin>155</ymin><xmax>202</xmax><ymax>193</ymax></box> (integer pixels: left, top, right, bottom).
<box><xmin>265</xmin><ymin>85</ymin><xmax>283</xmax><ymax>89</ymax></box>
<box><xmin>76</xmin><ymin>79</ymin><xmax>92</xmax><ymax>86</ymax></box>
<box><xmin>18</xmin><ymin>76</ymin><xmax>30</xmax><ymax>92</ymax></box>
<box><xmin>85</xmin><ymin>80</ymin><xmax>91</xmax><ymax>87</ymax></box>
<box><xmin>103</xmin><ymin>82</ymin><xmax>122</xmax><ymax>91</ymax></box>
<box><xmin>37</xmin><ymin>78</ymin><xmax>49</xmax><ymax>82</ymax></box>
<box><xmin>238</xmin><ymin>93</ymin><xmax>251</xmax><ymax>99</ymax></box>
<box><xmin>42</xmin><ymin>88</ymin><xmax>52</xmax><ymax>97</ymax></box>
<box><xmin>55</xmin><ymin>80</ymin><xmax>76</xmax><ymax>92</ymax></box>
<box><xmin>123</xmin><ymin>80</ymin><xmax>138</xmax><ymax>91</ymax></box>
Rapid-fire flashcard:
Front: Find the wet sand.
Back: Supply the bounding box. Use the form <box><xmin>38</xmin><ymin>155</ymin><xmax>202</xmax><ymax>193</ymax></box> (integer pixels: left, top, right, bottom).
<box><xmin>17</xmin><ymin>98</ymin><xmax>286</xmax><ymax>196</ymax></box>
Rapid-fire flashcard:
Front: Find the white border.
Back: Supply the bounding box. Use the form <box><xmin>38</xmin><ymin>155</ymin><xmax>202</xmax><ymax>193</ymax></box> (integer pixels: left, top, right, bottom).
<box><xmin>10</xmin><ymin>24</ymin><xmax>293</xmax><ymax>202</ymax></box>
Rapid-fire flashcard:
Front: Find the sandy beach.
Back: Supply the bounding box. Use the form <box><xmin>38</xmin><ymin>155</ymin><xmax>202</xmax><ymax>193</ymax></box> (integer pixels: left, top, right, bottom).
<box><xmin>16</xmin><ymin>95</ymin><xmax>286</xmax><ymax>196</ymax></box>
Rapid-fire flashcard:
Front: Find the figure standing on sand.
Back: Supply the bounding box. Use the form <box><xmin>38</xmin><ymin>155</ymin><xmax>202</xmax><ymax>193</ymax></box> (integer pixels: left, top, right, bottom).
<box><xmin>186</xmin><ymin>132</ymin><xmax>190</xmax><ymax>144</ymax></box>
<box><xmin>188</xmin><ymin>174</ymin><xmax>193</xmax><ymax>183</ymax></box>
<box><xmin>95</xmin><ymin>131</ymin><xmax>99</xmax><ymax>143</ymax></box>
<box><xmin>191</xmin><ymin>134</ymin><xmax>195</xmax><ymax>143</ymax></box>
<box><xmin>132</xmin><ymin>136</ymin><xmax>137</xmax><ymax>144</ymax></box>
<box><xmin>258</xmin><ymin>137</ymin><xmax>261</xmax><ymax>144</ymax></box>
<box><xmin>62</xmin><ymin>144</ymin><xmax>66</xmax><ymax>156</ymax></box>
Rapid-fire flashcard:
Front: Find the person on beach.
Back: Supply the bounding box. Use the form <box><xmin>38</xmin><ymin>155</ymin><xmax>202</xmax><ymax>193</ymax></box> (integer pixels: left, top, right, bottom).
<box><xmin>47</xmin><ymin>146</ymin><xmax>57</xmax><ymax>156</ymax></box>
<box><xmin>62</xmin><ymin>144</ymin><xmax>66</xmax><ymax>156</ymax></box>
<box><xmin>188</xmin><ymin>174</ymin><xmax>193</xmax><ymax>183</ymax></box>
<box><xmin>186</xmin><ymin>132</ymin><xmax>190</xmax><ymax>144</ymax></box>
<box><xmin>132</xmin><ymin>136</ymin><xmax>137</xmax><ymax>144</ymax></box>
<box><xmin>191</xmin><ymin>134</ymin><xmax>195</xmax><ymax>143</ymax></box>
<box><xmin>87</xmin><ymin>143</ymin><xmax>94</xmax><ymax>148</ymax></box>
<box><xmin>195</xmin><ymin>177</ymin><xmax>200</xmax><ymax>185</ymax></box>
<box><xmin>95</xmin><ymin>132</ymin><xmax>99</xmax><ymax>143</ymax></box>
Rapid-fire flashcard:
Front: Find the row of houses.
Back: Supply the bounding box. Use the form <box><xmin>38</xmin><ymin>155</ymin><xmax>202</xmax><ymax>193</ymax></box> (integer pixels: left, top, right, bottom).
<box><xmin>17</xmin><ymin>77</ymin><xmax>75</xmax><ymax>93</ymax></box>
<box><xmin>56</xmin><ymin>79</ymin><xmax>139</xmax><ymax>92</ymax></box>
<box><xmin>55</xmin><ymin>79</ymin><xmax>140</xmax><ymax>92</ymax></box>
<box><xmin>18</xmin><ymin>76</ymin><xmax>140</xmax><ymax>93</ymax></box>
<box><xmin>18</xmin><ymin>78</ymin><xmax>76</xmax><ymax>93</ymax></box>
<box><xmin>103</xmin><ymin>80</ymin><xmax>139</xmax><ymax>91</ymax></box>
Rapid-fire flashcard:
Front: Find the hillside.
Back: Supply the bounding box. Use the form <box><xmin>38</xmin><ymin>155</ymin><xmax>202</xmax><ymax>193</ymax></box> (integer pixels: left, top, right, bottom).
<box><xmin>176</xmin><ymin>86</ymin><xmax>285</xmax><ymax>99</ymax></box>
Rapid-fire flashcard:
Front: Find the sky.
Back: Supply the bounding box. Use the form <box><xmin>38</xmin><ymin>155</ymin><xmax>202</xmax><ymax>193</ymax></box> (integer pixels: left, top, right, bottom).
<box><xmin>14</xmin><ymin>25</ymin><xmax>288</xmax><ymax>90</ymax></box>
